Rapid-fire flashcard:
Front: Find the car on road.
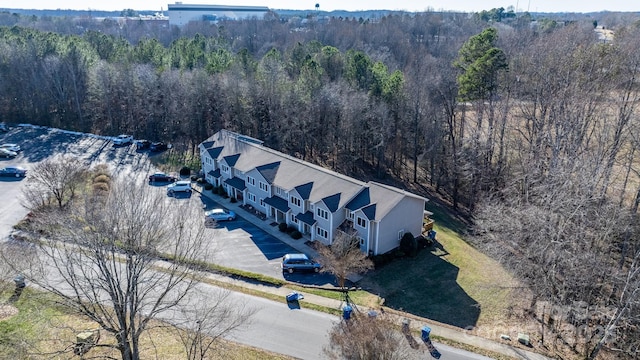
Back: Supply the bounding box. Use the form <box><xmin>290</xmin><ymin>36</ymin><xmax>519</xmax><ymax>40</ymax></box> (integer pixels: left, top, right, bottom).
<box><xmin>148</xmin><ymin>172</ymin><xmax>177</xmax><ymax>183</ymax></box>
<box><xmin>167</xmin><ymin>180</ymin><xmax>192</xmax><ymax>194</ymax></box>
<box><xmin>0</xmin><ymin>166</ymin><xmax>27</xmax><ymax>177</ymax></box>
<box><xmin>0</xmin><ymin>148</ymin><xmax>17</xmax><ymax>158</ymax></box>
<box><xmin>281</xmin><ymin>254</ymin><xmax>321</xmax><ymax>274</ymax></box>
<box><xmin>136</xmin><ymin>140</ymin><xmax>151</xmax><ymax>150</ymax></box>
<box><xmin>0</xmin><ymin>143</ymin><xmax>20</xmax><ymax>152</ymax></box>
<box><xmin>205</xmin><ymin>208</ymin><xmax>237</xmax><ymax>222</ymax></box>
<box><xmin>112</xmin><ymin>134</ymin><xmax>133</xmax><ymax>146</ymax></box>
<box><xmin>150</xmin><ymin>142</ymin><xmax>170</xmax><ymax>152</ymax></box>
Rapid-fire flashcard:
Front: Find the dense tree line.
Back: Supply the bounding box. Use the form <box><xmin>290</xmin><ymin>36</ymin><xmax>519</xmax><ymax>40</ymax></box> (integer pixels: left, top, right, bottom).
<box><xmin>3</xmin><ymin>10</ymin><xmax>640</xmax><ymax>358</ymax></box>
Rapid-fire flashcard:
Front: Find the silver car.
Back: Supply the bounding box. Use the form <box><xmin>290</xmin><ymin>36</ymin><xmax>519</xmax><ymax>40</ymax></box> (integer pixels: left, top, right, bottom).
<box><xmin>0</xmin><ymin>143</ymin><xmax>20</xmax><ymax>152</ymax></box>
<box><xmin>205</xmin><ymin>208</ymin><xmax>236</xmax><ymax>221</ymax></box>
<box><xmin>0</xmin><ymin>148</ymin><xmax>17</xmax><ymax>158</ymax></box>
<box><xmin>166</xmin><ymin>180</ymin><xmax>192</xmax><ymax>194</ymax></box>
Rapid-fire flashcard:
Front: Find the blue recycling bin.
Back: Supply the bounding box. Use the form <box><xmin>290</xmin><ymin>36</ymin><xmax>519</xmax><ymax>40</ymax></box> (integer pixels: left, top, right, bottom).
<box><xmin>342</xmin><ymin>305</ymin><xmax>353</xmax><ymax>320</ymax></box>
<box><xmin>421</xmin><ymin>326</ymin><xmax>431</xmax><ymax>341</ymax></box>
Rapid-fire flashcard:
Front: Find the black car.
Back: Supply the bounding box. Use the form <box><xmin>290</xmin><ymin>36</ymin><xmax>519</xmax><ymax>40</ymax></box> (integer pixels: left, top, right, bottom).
<box><xmin>0</xmin><ymin>166</ymin><xmax>27</xmax><ymax>177</ymax></box>
<box><xmin>150</xmin><ymin>142</ymin><xmax>169</xmax><ymax>152</ymax></box>
<box><xmin>136</xmin><ymin>140</ymin><xmax>151</xmax><ymax>150</ymax></box>
<box><xmin>148</xmin><ymin>172</ymin><xmax>176</xmax><ymax>183</ymax></box>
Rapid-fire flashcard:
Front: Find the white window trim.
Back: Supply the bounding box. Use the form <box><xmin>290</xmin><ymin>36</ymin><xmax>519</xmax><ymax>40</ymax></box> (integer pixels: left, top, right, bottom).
<box><xmin>247</xmin><ymin>176</ymin><xmax>255</xmax><ymax>186</ymax></box>
<box><xmin>259</xmin><ymin>181</ymin><xmax>268</xmax><ymax>192</ymax></box>
<box><xmin>291</xmin><ymin>196</ymin><xmax>301</xmax><ymax>207</ymax></box>
<box><xmin>356</xmin><ymin>216</ymin><xmax>367</xmax><ymax>228</ymax></box>
<box><xmin>398</xmin><ymin>230</ymin><xmax>404</xmax><ymax>240</ymax></box>
<box><xmin>316</xmin><ymin>227</ymin><xmax>328</xmax><ymax>239</ymax></box>
<box><xmin>248</xmin><ymin>193</ymin><xmax>256</xmax><ymax>202</ymax></box>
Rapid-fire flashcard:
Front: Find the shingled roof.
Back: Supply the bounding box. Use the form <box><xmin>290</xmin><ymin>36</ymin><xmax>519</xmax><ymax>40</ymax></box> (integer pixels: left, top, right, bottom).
<box><xmin>200</xmin><ymin>130</ymin><xmax>427</xmax><ymax>220</ymax></box>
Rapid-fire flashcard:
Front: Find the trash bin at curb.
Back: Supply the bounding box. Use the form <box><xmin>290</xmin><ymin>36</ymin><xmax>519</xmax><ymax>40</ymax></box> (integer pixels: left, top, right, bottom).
<box><xmin>342</xmin><ymin>305</ymin><xmax>353</xmax><ymax>320</ymax></box>
<box><xmin>421</xmin><ymin>326</ymin><xmax>432</xmax><ymax>341</ymax></box>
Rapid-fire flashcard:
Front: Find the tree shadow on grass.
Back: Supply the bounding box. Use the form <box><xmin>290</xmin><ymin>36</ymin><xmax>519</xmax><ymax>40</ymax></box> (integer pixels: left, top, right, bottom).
<box><xmin>362</xmin><ymin>249</ymin><xmax>480</xmax><ymax>329</ymax></box>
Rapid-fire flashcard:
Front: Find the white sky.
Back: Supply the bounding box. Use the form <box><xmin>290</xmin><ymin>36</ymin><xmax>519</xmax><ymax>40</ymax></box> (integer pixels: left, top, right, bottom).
<box><xmin>0</xmin><ymin>0</ymin><xmax>636</xmax><ymax>13</ymax></box>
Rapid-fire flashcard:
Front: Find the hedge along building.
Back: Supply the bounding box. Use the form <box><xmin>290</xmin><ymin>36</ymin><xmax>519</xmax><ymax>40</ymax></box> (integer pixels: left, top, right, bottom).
<box><xmin>199</xmin><ymin>130</ymin><xmax>428</xmax><ymax>255</ymax></box>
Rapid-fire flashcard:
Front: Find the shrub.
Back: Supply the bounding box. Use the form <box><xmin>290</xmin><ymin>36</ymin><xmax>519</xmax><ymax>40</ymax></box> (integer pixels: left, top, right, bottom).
<box><xmin>278</xmin><ymin>222</ymin><xmax>288</xmax><ymax>232</ymax></box>
<box><xmin>230</xmin><ymin>197</ymin><xmax>237</xmax><ymax>203</ymax></box>
<box><xmin>92</xmin><ymin>182</ymin><xmax>109</xmax><ymax>192</ymax></box>
<box><xmin>286</xmin><ymin>225</ymin><xmax>297</xmax><ymax>234</ymax></box>
<box><xmin>93</xmin><ymin>174</ymin><xmax>110</xmax><ymax>185</ymax></box>
<box><xmin>179</xmin><ymin>166</ymin><xmax>191</xmax><ymax>177</ymax></box>
<box><xmin>371</xmin><ymin>255</ymin><xmax>389</xmax><ymax>268</ymax></box>
<box><xmin>196</xmin><ymin>177</ymin><xmax>204</xmax><ymax>184</ymax></box>
<box><xmin>399</xmin><ymin>232</ymin><xmax>417</xmax><ymax>257</ymax></box>
<box><xmin>290</xmin><ymin>230</ymin><xmax>302</xmax><ymax>239</ymax></box>
<box><xmin>203</xmin><ymin>183</ymin><xmax>213</xmax><ymax>191</ymax></box>
<box><xmin>416</xmin><ymin>235</ymin><xmax>430</xmax><ymax>249</ymax></box>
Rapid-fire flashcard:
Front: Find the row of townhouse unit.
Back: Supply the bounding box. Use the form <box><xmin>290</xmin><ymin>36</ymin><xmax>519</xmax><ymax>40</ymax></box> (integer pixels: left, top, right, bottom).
<box><xmin>199</xmin><ymin>129</ymin><xmax>428</xmax><ymax>256</ymax></box>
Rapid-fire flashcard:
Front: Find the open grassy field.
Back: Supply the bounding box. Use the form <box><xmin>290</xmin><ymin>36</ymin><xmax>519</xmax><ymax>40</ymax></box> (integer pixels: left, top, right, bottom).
<box><xmin>0</xmin><ymin>289</ymin><xmax>292</xmax><ymax>360</ymax></box>
<box><xmin>359</xmin><ymin>212</ymin><xmax>521</xmax><ymax>330</ymax></box>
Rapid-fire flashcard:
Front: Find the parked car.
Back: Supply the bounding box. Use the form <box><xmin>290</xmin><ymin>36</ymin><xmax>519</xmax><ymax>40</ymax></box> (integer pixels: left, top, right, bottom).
<box><xmin>112</xmin><ymin>134</ymin><xmax>133</xmax><ymax>146</ymax></box>
<box><xmin>0</xmin><ymin>166</ymin><xmax>27</xmax><ymax>177</ymax></box>
<box><xmin>148</xmin><ymin>172</ymin><xmax>176</xmax><ymax>183</ymax></box>
<box><xmin>136</xmin><ymin>140</ymin><xmax>151</xmax><ymax>150</ymax></box>
<box><xmin>205</xmin><ymin>208</ymin><xmax>236</xmax><ymax>222</ymax></box>
<box><xmin>0</xmin><ymin>148</ymin><xmax>17</xmax><ymax>158</ymax></box>
<box><xmin>167</xmin><ymin>180</ymin><xmax>192</xmax><ymax>195</ymax></box>
<box><xmin>281</xmin><ymin>254</ymin><xmax>321</xmax><ymax>274</ymax></box>
<box><xmin>0</xmin><ymin>143</ymin><xmax>20</xmax><ymax>152</ymax></box>
<box><xmin>150</xmin><ymin>142</ymin><xmax>169</xmax><ymax>152</ymax></box>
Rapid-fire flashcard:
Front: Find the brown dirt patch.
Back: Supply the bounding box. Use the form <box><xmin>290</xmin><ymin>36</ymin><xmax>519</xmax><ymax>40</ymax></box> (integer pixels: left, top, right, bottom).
<box><xmin>0</xmin><ymin>304</ymin><xmax>19</xmax><ymax>321</ymax></box>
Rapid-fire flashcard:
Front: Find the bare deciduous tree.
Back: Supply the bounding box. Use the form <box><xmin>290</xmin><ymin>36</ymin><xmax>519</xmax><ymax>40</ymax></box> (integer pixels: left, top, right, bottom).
<box><xmin>316</xmin><ymin>232</ymin><xmax>373</xmax><ymax>302</ymax></box>
<box><xmin>10</xmin><ymin>177</ymin><xmax>247</xmax><ymax>360</ymax></box>
<box><xmin>324</xmin><ymin>312</ymin><xmax>413</xmax><ymax>360</ymax></box>
<box><xmin>174</xmin><ymin>288</ymin><xmax>254</xmax><ymax>360</ymax></box>
<box><xmin>23</xmin><ymin>155</ymin><xmax>87</xmax><ymax>209</ymax></box>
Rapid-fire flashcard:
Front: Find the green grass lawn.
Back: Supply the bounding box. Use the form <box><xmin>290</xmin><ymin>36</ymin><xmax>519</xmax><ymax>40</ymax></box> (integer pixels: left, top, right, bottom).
<box><xmin>359</xmin><ymin>223</ymin><xmax>519</xmax><ymax>329</ymax></box>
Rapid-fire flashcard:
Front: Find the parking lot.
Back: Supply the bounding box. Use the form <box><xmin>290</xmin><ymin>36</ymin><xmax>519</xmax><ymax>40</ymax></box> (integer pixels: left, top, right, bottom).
<box><xmin>0</xmin><ymin>125</ymin><xmax>335</xmax><ymax>285</ymax></box>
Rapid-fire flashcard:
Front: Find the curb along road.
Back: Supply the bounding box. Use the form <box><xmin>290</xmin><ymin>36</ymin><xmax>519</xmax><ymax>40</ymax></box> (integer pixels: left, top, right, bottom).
<box><xmin>192</xmin><ymin>184</ymin><xmax>552</xmax><ymax>360</ymax></box>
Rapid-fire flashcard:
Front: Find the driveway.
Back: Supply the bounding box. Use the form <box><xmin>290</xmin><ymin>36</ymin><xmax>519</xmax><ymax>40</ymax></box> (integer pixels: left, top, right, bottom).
<box><xmin>0</xmin><ymin>125</ymin><xmax>334</xmax><ymax>286</ymax></box>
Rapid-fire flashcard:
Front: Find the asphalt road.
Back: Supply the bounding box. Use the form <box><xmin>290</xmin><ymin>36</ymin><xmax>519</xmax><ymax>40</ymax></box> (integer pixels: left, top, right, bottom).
<box><xmin>0</xmin><ymin>125</ymin><xmax>500</xmax><ymax>360</ymax></box>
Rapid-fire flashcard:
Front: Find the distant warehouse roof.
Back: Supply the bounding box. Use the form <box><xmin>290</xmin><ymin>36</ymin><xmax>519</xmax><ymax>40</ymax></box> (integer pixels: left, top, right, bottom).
<box><xmin>167</xmin><ymin>3</ymin><xmax>270</xmax><ymax>26</ymax></box>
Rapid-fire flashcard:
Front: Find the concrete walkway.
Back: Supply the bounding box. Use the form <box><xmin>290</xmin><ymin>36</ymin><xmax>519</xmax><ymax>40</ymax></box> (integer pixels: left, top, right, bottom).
<box><xmin>193</xmin><ymin>185</ymin><xmax>551</xmax><ymax>360</ymax></box>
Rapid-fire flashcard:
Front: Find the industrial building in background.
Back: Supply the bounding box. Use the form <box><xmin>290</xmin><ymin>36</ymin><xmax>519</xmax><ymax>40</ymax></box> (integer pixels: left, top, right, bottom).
<box><xmin>167</xmin><ymin>2</ymin><xmax>270</xmax><ymax>26</ymax></box>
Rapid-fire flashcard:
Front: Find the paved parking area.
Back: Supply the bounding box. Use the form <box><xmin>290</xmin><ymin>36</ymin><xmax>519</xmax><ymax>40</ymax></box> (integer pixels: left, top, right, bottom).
<box><xmin>1</xmin><ymin>125</ymin><xmax>336</xmax><ymax>285</ymax></box>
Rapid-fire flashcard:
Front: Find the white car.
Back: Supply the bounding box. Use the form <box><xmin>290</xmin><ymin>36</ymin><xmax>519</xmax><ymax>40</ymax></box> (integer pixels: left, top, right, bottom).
<box><xmin>205</xmin><ymin>208</ymin><xmax>236</xmax><ymax>222</ymax></box>
<box><xmin>0</xmin><ymin>148</ymin><xmax>17</xmax><ymax>158</ymax></box>
<box><xmin>167</xmin><ymin>180</ymin><xmax>192</xmax><ymax>195</ymax></box>
<box><xmin>0</xmin><ymin>143</ymin><xmax>20</xmax><ymax>152</ymax></box>
<box><xmin>112</xmin><ymin>135</ymin><xmax>133</xmax><ymax>146</ymax></box>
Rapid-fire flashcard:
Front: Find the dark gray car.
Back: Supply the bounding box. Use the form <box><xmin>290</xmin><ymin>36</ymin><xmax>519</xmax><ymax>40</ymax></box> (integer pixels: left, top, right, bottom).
<box><xmin>0</xmin><ymin>166</ymin><xmax>27</xmax><ymax>177</ymax></box>
<box><xmin>281</xmin><ymin>254</ymin><xmax>321</xmax><ymax>274</ymax></box>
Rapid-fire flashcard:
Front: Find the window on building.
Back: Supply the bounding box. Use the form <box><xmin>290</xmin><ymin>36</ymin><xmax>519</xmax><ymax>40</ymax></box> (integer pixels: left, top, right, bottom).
<box><xmin>359</xmin><ymin>237</ymin><xmax>365</xmax><ymax>246</ymax></box>
<box><xmin>398</xmin><ymin>230</ymin><xmax>404</xmax><ymax>240</ymax></box>
<box><xmin>316</xmin><ymin>227</ymin><xmax>328</xmax><ymax>239</ymax></box>
<box><xmin>259</xmin><ymin>198</ymin><xmax>264</xmax><ymax>207</ymax></box>
<box><xmin>275</xmin><ymin>186</ymin><xmax>282</xmax><ymax>196</ymax></box>
<box><xmin>259</xmin><ymin>182</ymin><xmax>268</xmax><ymax>192</ymax></box>
<box><xmin>316</xmin><ymin>208</ymin><xmax>329</xmax><ymax>220</ymax></box>
<box><xmin>221</xmin><ymin>164</ymin><xmax>229</xmax><ymax>173</ymax></box>
<box><xmin>291</xmin><ymin>196</ymin><xmax>301</xmax><ymax>207</ymax></box>
<box><xmin>347</xmin><ymin>210</ymin><xmax>354</xmax><ymax>220</ymax></box>
<box><xmin>247</xmin><ymin>176</ymin><xmax>255</xmax><ymax>186</ymax></box>
<box><xmin>291</xmin><ymin>214</ymin><xmax>299</xmax><ymax>224</ymax></box>
<box><xmin>356</xmin><ymin>216</ymin><xmax>367</xmax><ymax>228</ymax></box>
<box><xmin>248</xmin><ymin>193</ymin><xmax>256</xmax><ymax>202</ymax></box>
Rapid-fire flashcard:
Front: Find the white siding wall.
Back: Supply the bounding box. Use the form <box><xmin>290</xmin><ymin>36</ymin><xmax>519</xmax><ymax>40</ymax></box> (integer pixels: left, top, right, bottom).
<box><xmin>375</xmin><ymin>197</ymin><xmax>424</xmax><ymax>255</ymax></box>
<box><xmin>244</xmin><ymin>169</ymin><xmax>270</xmax><ymax>213</ymax></box>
